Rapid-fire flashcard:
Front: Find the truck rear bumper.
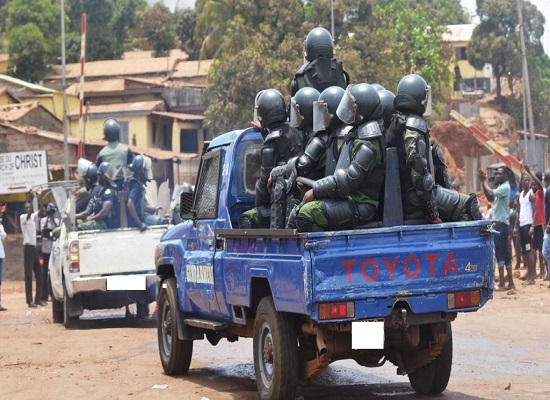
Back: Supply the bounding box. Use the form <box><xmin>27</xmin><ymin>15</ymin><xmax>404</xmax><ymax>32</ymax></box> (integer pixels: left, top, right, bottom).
<box><xmin>72</xmin><ymin>274</ymin><xmax>158</xmax><ymax>293</ymax></box>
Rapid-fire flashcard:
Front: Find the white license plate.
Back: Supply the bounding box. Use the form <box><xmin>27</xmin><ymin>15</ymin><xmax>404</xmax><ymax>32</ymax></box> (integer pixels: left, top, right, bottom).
<box><xmin>106</xmin><ymin>275</ymin><xmax>146</xmax><ymax>291</ymax></box>
<box><xmin>351</xmin><ymin>321</ymin><xmax>385</xmax><ymax>349</ymax></box>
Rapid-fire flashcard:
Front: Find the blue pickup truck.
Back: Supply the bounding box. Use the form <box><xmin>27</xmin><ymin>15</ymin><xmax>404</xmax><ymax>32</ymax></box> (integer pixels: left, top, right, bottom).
<box><xmin>154</xmin><ymin>128</ymin><xmax>494</xmax><ymax>400</ymax></box>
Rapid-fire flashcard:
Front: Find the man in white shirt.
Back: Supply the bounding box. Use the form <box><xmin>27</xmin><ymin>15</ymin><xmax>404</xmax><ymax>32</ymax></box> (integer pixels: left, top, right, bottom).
<box><xmin>19</xmin><ymin>202</ymin><xmax>44</xmax><ymax>307</ymax></box>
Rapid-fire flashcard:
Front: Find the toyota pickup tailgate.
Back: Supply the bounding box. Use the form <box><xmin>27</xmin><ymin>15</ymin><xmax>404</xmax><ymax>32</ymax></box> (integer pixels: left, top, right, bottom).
<box><xmin>307</xmin><ymin>220</ymin><xmax>494</xmax><ymax>321</ymax></box>
<box><xmin>70</xmin><ymin>226</ymin><xmax>168</xmax><ymax>276</ymax></box>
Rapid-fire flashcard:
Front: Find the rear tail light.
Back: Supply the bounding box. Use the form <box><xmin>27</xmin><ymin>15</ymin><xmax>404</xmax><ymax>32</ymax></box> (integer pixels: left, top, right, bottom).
<box><xmin>318</xmin><ymin>302</ymin><xmax>355</xmax><ymax>320</ymax></box>
<box><xmin>447</xmin><ymin>290</ymin><xmax>480</xmax><ymax>309</ymax></box>
<box><xmin>69</xmin><ymin>241</ymin><xmax>80</xmax><ymax>272</ymax></box>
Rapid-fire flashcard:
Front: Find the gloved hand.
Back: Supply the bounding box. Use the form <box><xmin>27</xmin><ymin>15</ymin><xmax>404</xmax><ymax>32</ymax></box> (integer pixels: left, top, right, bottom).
<box><xmin>139</xmin><ymin>222</ymin><xmax>148</xmax><ymax>232</ymax></box>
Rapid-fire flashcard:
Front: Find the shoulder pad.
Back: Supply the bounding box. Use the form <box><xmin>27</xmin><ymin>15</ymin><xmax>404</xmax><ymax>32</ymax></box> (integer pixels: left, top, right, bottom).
<box><xmin>357</xmin><ymin>121</ymin><xmax>383</xmax><ymax>139</ymax></box>
<box><xmin>295</xmin><ymin>62</ymin><xmax>308</xmax><ymax>75</ymax></box>
<box><xmin>265</xmin><ymin>129</ymin><xmax>282</xmax><ymax>142</ymax></box>
<box><xmin>335</xmin><ymin>125</ymin><xmax>353</xmax><ymax>138</ymax></box>
<box><xmin>405</xmin><ymin>116</ymin><xmax>427</xmax><ymax>132</ymax></box>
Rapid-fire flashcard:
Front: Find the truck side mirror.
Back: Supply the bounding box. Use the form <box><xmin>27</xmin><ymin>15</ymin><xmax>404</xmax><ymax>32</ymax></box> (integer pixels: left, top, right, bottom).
<box><xmin>180</xmin><ymin>191</ymin><xmax>194</xmax><ymax>220</ymax></box>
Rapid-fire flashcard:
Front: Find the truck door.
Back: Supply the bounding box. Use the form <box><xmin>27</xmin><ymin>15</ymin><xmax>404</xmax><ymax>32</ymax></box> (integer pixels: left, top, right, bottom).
<box><xmin>181</xmin><ymin>148</ymin><xmax>224</xmax><ymax>318</ymax></box>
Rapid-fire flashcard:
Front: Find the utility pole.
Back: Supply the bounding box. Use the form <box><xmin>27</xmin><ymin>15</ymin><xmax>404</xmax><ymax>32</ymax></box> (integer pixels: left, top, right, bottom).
<box><xmin>61</xmin><ymin>0</ymin><xmax>69</xmax><ymax>180</ymax></box>
<box><xmin>517</xmin><ymin>0</ymin><xmax>537</xmax><ymax>167</ymax></box>
<box><xmin>331</xmin><ymin>0</ymin><xmax>334</xmax><ymax>38</ymax></box>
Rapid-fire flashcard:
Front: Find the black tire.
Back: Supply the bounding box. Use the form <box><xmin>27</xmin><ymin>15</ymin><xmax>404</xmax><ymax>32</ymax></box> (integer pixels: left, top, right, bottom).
<box><xmin>253</xmin><ymin>297</ymin><xmax>298</xmax><ymax>400</ymax></box>
<box><xmin>408</xmin><ymin>322</ymin><xmax>453</xmax><ymax>395</ymax></box>
<box><xmin>63</xmin><ymin>281</ymin><xmax>79</xmax><ymax>329</ymax></box>
<box><xmin>51</xmin><ymin>282</ymin><xmax>63</xmax><ymax>324</ymax></box>
<box><xmin>157</xmin><ymin>278</ymin><xmax>193</xmax><ymax>375</ymax></box>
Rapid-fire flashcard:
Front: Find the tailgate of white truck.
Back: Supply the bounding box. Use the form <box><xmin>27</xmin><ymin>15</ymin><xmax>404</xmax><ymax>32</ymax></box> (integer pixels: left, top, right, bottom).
<box><xmin>72</xmin><ymin>226</ymin><xmax>168</xmax><ymax>277</ymax></box>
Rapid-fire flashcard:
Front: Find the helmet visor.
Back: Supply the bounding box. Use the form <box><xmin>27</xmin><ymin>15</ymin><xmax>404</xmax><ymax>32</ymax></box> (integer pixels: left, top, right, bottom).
<box><xmin>336</xmin><ymin>85</ymin><xmax>358</xmax><ymax>125</ymax></box>
<box><xmin>313</xmin><ymin>100</ymin><xmax>332</xmax><ymax>132</ymax></box>
<box><xmin>289</xmin><ymin>98</ymin><xmax>303</xmax><ymax>128</ymax></box>
<box><xmin>422</xmin><ymin>85</ymin><xmax>432</xmax><ymax>116</ymax></box>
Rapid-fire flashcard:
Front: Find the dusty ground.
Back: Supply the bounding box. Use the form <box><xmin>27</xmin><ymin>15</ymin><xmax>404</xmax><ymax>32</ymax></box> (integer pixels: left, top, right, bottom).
<box><xmin>0</xmin><ymin>277</ymin><xmax>550</xmax><ymax>400</ymax></box>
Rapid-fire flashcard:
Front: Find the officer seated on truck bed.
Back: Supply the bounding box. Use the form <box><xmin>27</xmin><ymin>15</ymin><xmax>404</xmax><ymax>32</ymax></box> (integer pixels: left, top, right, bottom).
<box><xmin>77</xmin><ymin>162</ymin><xmax>120</xmax><ymax>231</ymax></box>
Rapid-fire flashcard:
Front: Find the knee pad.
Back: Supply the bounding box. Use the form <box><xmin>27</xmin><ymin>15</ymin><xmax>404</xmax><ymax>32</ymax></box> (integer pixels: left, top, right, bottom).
<box><xmin>320</xmin><ymin>198</ymin><xmax>356</xmax><ymax>230</ymax></box>
<box><xmin>464</xmin><ymin>193</ymin><xmax>482</xmax><ymax>221</ymax></box>
<box><xmin>295</xmin><ymin>215</ymin><xmax>314</xmax><ymax>233</ymax></box>
<box><xmin>238</xmin><ymin>214</ymin><xmax>253</xmax><ymax>229</ymax></box>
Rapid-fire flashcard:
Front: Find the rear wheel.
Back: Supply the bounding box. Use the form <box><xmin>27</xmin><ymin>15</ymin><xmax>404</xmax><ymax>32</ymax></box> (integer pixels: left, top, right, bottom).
<box><xmin>63</xmin><ymin>281</ymin><xmax>79</xmax><ymax>329</ymax></box>
<box><xmin>157</xmin><ymin>278</ymin><xmax>193</xmax><ymax>375</ymax></box>
<box><xmin>408</xmin><ymin>322</ymin><xmax>453</xmax><ymax>395</ymax></box>
<box><xmin>253</xmin><ymin>296</ymin><xmax>298</xmax><ymax>400</ymax></box>
<box><xmin>51</xmin><ymin>282</ymin><xmax>63</xmax><ymax>323</ymax></box>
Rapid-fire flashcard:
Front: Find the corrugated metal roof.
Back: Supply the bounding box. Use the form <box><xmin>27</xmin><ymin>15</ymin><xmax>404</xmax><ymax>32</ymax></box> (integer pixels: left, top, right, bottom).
<box><xmin>171</xmin><ymin>60</ymin><xmax>212</xmax><ymax>78</ymax></box>
<box><xmin>66</xmin><ymin>77</ymin><xmax>167</xmax><ymax>96</ymax></box>
<box><xmin>443</xmin><ymin>24</ymin><xmax>477</xmax><ymax>42</ymax></box>
<box><xmin>152</xmin><ymin>111</ymin><xmax>205</xmax><ymax>121</ymax></box>
<box><xmin>123</xmin><ymin>49</ymin><xmax>188</xmax><ymax>60</ymax></box>
<box><xmin>68</xmin><ymin>100</ymin><xmax>165</xmax><ymax>117</ymax></box>
<box><xmin>48</xmin><ymin>51</ymin><xmax>190</xmax><ymax>80</ymax></box>
<box><xmin>0</xmin><ymin>102</ymin><xmax>39</xmax><ymax>121</ymax></box>
<box><xmin>0</xmin><ymin>73</ymin><xmax>57</xmax><ymax>93</ymax></box>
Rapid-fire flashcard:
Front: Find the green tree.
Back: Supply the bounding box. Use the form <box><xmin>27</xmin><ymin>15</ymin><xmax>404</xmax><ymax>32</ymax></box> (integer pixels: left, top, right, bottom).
<box><xmin>7</xmin><ymin>24</ymin><xmax>47</xmax><ymax>82</ymax></box>
<box><xmin>202</xmin><ymin>0</ymin><xmax>305</xmax><ymax>134</ymax></box>
<box><xmin>7</xmin><ymin>0</ymin><xmax>61</xmax><ymax>64</ymax></box>
<box><xmin>467</xmin><ymin>0</ymin><xmax>544</xmax><ymax>100</ymax></box>
<box><xmin>78</xmin><ymin>0</ymin><xmax>122</xmax><ymax>61</ymax></box>
<box><xmin>139</xmin><ymin>3</ymin><xmax>175</xmax><ymax>57</ymax></box>
<box><xmin>174</xmin><ymin>8</ymin><xmax>199</xmax><ymax>60</ymax></box>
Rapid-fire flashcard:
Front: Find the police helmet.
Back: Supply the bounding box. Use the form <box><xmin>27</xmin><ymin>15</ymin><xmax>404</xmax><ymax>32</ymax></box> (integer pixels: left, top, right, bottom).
<box><xmin>129</xmin><ymin>154</ymin><xmax>146</xmax><ymax>175</ymax></box>
<box><xmin>371</xmin><ymin>83</ymin><xmax>385</xmax><ymax>91</ymax></box>
<box><xmin>97</xmin><ymin>161</ymin><xmax>117</xmax><ymax>187</ymax></box>
<box><xmin>304</xmin><ymin>27</ymin><xmax>334</xmax><ymax>61</ymax></box>
<box><xmin>313</xmin><ymin>86</ymin><xmax>345</xmax><ymax>132</ymax></box>
<box><xmin>394</xmin><ymin>74</ymin><xmax>431</xmax><ymax>115</ymax></box>
<box><xmin>256</xmin><ymin>89</ymin><xmax>288</xmax><ymax>131</ymax></box>
<box><xmin>336</xmin><ymin>83</ymin><xmax>382</xmax><ymax>126</ymax></box>
<box><xmin>377</xmin><ymin>89</ymin><xmax>396</xmax><ymax>129</ymax></box>
<box><xmin>86</xmin><ymin>163</ymin><xmax>98</xmax><ymax>185</ymax></box>
<box><xmin>289</xmin><ymin>87</ymin><xmax>320</xmax><ymax>130</ymax></box>
<box><xmin>103</xmin><ymin>118</ymin><xmax>121</xmax><ymax>142</ymax></box>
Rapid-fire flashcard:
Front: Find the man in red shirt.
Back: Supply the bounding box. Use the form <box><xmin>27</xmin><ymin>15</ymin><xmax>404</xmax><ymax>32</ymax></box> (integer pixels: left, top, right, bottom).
<box><xmin>525</xmin><ymin>166</ymin><xmax>546</xmax><ymax>279</ymax></box>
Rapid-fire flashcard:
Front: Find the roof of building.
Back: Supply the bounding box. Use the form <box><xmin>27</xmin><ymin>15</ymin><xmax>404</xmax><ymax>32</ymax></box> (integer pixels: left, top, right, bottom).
<box><xmin>48</xmin><ymin>50</ymin><xmax>191</xmax><ymax>80</ymax></box>
<box><xmin>0</xmin><ymin>120</ymin><xmax>80</xmax><ymax>145</ymax></box>
<box><xmin>152</xmin><ymin>111</ymin><xmax>205</xmax><ymax>121</ymax></box>
<box><xmin>0</xmin><ymin>102</ymin><xmax>58</xmax><ymax>122</ymax></box>
<box><xmin>0</xmin><ymin>74</ymin><xmax>57</xmax><ymax>94</ymax></box>
<box><xmin>0</xmin><ymin>54</ymin><xmax>8</xmax><ymax>62</ymax></box>
<box><xmin>0</xmin><ymin>87</ymin><xmax>21</xmax><ymax>103</ymax></box>
<box><xmin>68</xmin><ymin>100</ymin><xmax>165</xmax><ymax>118</ymax></box>
<box><xmin>123</xmin><ymin>49</ymin><xmax>188</xmax><ymax>60</ymax></box>
<box><xmin>171</xmin><ymin>60</ymin><xmax>212</xmax><ymax>79</ymax></box>
<box><xmin>66</xmin><ymin>77</ymin><xmax>167</xmax><ymax>96</ymax></box>
<box><xmin>443</xmin><ymin>24</ymin><xmax>477</xmax><ymax>42</ymax></box>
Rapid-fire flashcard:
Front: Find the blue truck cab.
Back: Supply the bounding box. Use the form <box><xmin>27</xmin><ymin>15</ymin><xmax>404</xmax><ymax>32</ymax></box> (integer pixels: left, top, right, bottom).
<box><xmin>155</xmin><ymin>128</ymin><xmax>495</xmax><ymax>400</ymax></box>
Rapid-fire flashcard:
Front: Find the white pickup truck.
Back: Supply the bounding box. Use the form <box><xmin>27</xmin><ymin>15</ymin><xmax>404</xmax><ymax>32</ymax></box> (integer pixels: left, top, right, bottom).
<box><xmin>45</xmin><ymin>182</ymin><xmax>170</xmax><ymax>328</ymax></box>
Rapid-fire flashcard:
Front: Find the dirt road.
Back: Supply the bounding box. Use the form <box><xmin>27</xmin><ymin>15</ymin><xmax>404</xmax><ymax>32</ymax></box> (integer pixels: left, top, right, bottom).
<box><xmin>1</xmin><ymin>279</ymin><xmax>550</xmax><ymax>400</ymax></box>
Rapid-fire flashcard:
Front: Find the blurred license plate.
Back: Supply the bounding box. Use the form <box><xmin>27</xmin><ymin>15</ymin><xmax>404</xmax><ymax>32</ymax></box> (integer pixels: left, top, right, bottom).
<box><xmin>107</xmin><ymin>275</ymin><xmax>146</xmax><ymax>291</ymax></box>
<box><xmin>351</xmin><ymin>321</ymin><xmax>384</xmax><ymax>349</ymax></box>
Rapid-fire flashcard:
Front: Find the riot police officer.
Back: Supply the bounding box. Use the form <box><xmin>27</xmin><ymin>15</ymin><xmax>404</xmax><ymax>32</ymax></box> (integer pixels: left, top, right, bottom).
<box><xmin>292</xmin><ymin>83</ymin><xmax>386</xmax><ymax>232</ymax></box>
<box><xmin>126</xmin><ymin>154</ymin><xmax>167</xmax><ymax>230</ymax></box>
<box><xmin>388</xmin><ymin>74</ymin><xmax>480</xmax><ymax>223</ymax></box>
<box><xmin>77</xmin><ymin>162</ymin><xmax>119</xmax><ymax>231</ymax></box>
<box><xmin>238</xmin><ymin>89</ymin><xmax>304</xmax><ymax>229</ymax></box>
<box><xmin>96</xmin><ymin>118</ymin><xmax>133</xmax><ymax>190</ymax></box>
<box><xmin>290</xmin><ymin>27</ymin><xmax>349</xmax><ymax>96</ymax></box>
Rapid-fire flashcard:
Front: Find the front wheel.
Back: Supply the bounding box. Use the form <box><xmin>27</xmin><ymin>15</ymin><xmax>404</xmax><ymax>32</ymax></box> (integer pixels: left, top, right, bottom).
<box><xmin>253</xmin><ymin>296</ymin><xmax>298</xmax><ymax>400</ymax></box>
<box><xmin>408</xmin><ymin>322</ymin><xmax>453</xmax><ymax>395</ymax></box>
<box><xmin>157</xmin><ymin>278</ymin><xmax>193</xmax><ymax>375</ymax></box>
